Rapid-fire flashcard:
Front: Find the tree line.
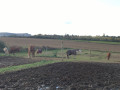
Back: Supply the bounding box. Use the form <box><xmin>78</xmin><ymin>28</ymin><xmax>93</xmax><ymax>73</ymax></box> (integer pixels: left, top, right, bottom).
<box><xmin>31</xmin><ymin>34</ymin><xmax>120</xmax><ymax>42</ymax></box>
<box><xmin>2</xmin><ymin>34</ymin><xmax>120</xmax><ymax>42</ymax></box>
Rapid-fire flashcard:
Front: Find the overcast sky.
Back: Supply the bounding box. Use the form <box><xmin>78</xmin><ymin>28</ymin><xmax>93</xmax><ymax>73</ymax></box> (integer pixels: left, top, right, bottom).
<box><xmin>0</xmin><ymin>0</ymin><xmax>120</xmax><ymax>36</ymax></box>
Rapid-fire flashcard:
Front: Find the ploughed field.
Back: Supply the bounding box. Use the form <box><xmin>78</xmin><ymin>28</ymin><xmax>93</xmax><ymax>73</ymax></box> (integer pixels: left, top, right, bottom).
<box><xmin>0</xmin><ymin>56</ymin><xmax>44</xmax><ymax>68</ymax></box>
<box><xmin>0</xmin><ymin>57</ymin><xmax>120</xmax><ymax>90</ymax></box>
<box><xmin>1</xmin><ymin>37</ymin><xmax>120</xmax><ymax>52</ymax></box>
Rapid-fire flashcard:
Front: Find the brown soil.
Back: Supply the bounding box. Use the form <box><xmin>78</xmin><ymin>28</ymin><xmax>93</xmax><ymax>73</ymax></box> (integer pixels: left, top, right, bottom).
<box><xmin>0</xmin><ymin>56</ymin><xmax>60</xmax><ymax>68</ymax></box>
<box><xmin>1</xmin><ymin>37</ymin><xmax>120</xmax><ymax>52</ymax></box>
<box><xmin>0</xmin><ymin>57</ymin><xmax>120</xmax><ymax>90</ymax></box>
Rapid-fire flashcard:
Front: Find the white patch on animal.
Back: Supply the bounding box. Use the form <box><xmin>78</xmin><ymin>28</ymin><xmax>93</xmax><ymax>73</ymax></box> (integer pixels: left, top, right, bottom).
<box><xmin>3</xmin><ymin>47</ymin><xmax>9</xmax><ymax>54</ymax></box>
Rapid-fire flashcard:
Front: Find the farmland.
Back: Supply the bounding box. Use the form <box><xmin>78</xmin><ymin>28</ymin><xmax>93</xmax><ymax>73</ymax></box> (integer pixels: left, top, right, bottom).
<box><xmin>0</xmin><ymin>37</ymin><xmax>120</xmax><ymax>89</ymax></box>
<box><xmin>1</xmin><ymin>37</ymin><xmax>120</xmax><ymax>52</ymax></box>
<box><xmin>1</xmin><ymin>37</ymin><xmax>120</xmax><ymax>62</ymax></box>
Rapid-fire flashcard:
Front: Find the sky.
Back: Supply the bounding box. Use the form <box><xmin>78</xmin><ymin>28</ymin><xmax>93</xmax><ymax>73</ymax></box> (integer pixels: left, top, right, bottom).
<box><xmin>0</xmin><ymin>0</ymin><xmax>120</xmax><ymax>36</ymax></box>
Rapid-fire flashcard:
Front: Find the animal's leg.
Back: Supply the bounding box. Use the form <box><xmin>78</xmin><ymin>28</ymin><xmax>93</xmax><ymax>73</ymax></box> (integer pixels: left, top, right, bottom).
<box><xmin>28</xmin><ymin>51</ymin><xmax>30</xmax><ymax>58</ymax></box>
<box><xmin>108</xmin><ymin>56</ymin><xmax>110</xmax><ymax>60</ymax></box>
<box><xmin>67</xmin><ymin>55</ymin><xmax>69</xmax><ymax>59</ymax></box>
<box><xmin>35</xmin><ymin>50</ymin><xmax>38</xmax><ymax>56</ymax></box>
<box><xmin>74</xmin><ymin>55</ymin><xmax>76</xmax><ymax>59</ymax></box>
<box><xmin>32</xmin><ymin>51</ymin><xmax>35</xmax><ymax>57</ymax></box>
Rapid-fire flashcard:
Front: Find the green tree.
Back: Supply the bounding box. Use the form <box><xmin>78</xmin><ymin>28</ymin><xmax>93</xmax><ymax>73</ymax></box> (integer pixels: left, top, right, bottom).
<box><xmin>0</xmin><ymin>41</ymin><xmax>6</xmax><ymax>52</ymax></box>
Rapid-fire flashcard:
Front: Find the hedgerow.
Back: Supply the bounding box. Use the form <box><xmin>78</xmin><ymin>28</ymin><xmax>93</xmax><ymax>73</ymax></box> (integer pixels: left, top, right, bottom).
<box><xmin>0</xmin><ymin>41</ymin><xmax>6</xmax><ymax>52</ymax></box>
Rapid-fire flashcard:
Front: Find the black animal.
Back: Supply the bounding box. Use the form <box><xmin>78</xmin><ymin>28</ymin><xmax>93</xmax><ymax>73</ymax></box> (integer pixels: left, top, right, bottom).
<box><xmin>66</xmin><ymin>49</ymin><xmax>80</xmax><ymax>59</ymax></box>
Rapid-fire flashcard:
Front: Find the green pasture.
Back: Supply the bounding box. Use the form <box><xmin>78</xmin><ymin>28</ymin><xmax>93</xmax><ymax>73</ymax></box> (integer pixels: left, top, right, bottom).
<box><xmin>0</xmin><ymin>60</ymin><xmax>60</xmax><ymax>74</ymax></box>
<box><xmin>1</xmin><ymin>48</ymin><xmax>120</xmax><ymax>62</ymax></box>
<box><xmin>0</xmin><ymin>48</ymin><xmax>120</xmax><ymax>74</ymax></box>
<box><xmin>28</xmin><ymin>49</ymin><xmax>120</xmax><ymax>62</ymax></box>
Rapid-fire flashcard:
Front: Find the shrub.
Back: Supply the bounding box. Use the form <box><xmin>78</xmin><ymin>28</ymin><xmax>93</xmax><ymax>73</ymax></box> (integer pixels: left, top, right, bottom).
<box><xmin>53</xmin><ymin>50</ymin><xmax>58</xmax><ymax>57</ymax></box>
<box><xmin>0</xmin><ymin>41</ymin><xmax>6</xmax><ymax>52</ymax></box>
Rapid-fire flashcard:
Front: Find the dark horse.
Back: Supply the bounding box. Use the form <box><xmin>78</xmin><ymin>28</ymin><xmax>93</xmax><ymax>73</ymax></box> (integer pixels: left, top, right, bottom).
<box><xmin>9</xmin><ymin>46</ymin><xmax>21</xmax><ymax>54</ymax></box>
<box><xmin>66</xmin><ymin>49</ymin><xmax>80</xmax><ymax>59</ymax></box>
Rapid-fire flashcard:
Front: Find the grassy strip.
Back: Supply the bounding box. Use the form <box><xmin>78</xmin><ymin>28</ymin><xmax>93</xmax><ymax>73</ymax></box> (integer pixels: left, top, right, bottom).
<box><xmin>0</xmin><ymin>60</ymin><xmax>60</xmax><ymax>74</ymax></box>
<box><xmin>89</xmin><ymin>41</ymin><xmax>120</xmax><ymax>44</ymax></box>
<box><xmin>75</xmin><ymin>40</ymin><xmax>120</xmax><ymax>45</ymax></box>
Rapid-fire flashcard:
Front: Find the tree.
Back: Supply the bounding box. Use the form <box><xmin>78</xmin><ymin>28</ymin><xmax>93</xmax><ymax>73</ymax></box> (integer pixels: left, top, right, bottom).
<box><xmin>0</xmin><ymin>41</ymin><xmax>6</xmax><ymax>52</ymax></box>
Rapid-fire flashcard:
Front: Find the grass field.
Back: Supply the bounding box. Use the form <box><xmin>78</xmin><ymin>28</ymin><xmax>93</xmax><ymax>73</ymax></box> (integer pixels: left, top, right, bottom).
<box><xmin>1</xmin><ymin>48</ymin><xmax>120</xmax><ymax>62</ymax></box>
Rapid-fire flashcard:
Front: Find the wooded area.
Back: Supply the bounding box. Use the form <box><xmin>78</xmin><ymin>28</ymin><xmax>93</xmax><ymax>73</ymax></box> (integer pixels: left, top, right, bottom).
<box><xmin>31</xmin><ymin>34</ymin><xmax>120</xmax><ymax>42</ymax></box>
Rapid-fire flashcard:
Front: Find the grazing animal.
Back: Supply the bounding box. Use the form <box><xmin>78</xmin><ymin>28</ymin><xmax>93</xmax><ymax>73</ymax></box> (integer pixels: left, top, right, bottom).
<box><xmin>28</xmin><ymin>45</ymin><xmax>35</xmax><ymax>58</ymax></box>
<box><xmin>3</xmin><ymin>46</ymin><xmax>21</xmax><ymax>54</ymax></box>
<box><xmin>107</xmin><ymin>52</ymin><xmax>111</xmax><ymax>60</ymax></box>
<box><xmin>35</xmin><ymin>48</ymin><xmax>42</xmax><ymax>55</ymax></box>
<box><xmin>66</xmin><ymin>49</ymin><xmax>80</xmax><ymax>59</ymax></box>
<box><xmin>3</xmin><ymin>47</ymin><xmax>9</xmax><ymax>54</ymax></box>
<box><xmin>9</xmin><ymin>46</ymin><xmax>21</xmax><ymax>54</ymax></box>
<box><xmin>76</xmin><ymin>49</ymin><xmax>82</xmax><ymax>54</ymax></box>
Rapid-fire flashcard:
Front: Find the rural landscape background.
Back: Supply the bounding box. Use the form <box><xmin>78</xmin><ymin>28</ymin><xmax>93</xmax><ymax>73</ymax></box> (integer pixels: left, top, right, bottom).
<box><xmin>1</xmin><ymin>0</ymin><xmax>120</xmax><ymax>89</ymax></box>
<box><xmin>1</xmin><ymin>36</ymin><xmax>120</xmax><ymax>61</ymax></box>
<box><xmin>0</xmin><ymin>35</ymin><xmax>120</xmax><ymax>89</ymax></box>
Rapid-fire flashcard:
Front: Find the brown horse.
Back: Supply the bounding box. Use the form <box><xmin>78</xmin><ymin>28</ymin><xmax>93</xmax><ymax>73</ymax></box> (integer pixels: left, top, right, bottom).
<box><xmin>9</xmin><ymin>46</ymin><xmax>21</xmax><ymax>54</ymax></box>
<box><xmin>28</xmin><ymin>45</ymin><xmax>35</xmax><ymax>58</ymax></box>
<box><xmin>3</xmin><ymin>46</ymin><xmax>21</xmax><ymax>54</ymax></box>
<box><xmin>107</xmin><ymin>52</ymin><xmax>111</xmax><ymax>60</ymax></box>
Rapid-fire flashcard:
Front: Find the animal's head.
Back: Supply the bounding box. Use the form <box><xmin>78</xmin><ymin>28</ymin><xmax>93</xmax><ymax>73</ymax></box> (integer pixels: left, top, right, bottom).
<box><xmin>3</xmin><ymin>47</ymin><xmax>8</xmax><ymax>51</ymax></box>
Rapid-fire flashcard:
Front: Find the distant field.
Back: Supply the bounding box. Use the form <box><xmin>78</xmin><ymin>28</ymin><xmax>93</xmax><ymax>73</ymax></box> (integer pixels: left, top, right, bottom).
<box><xmin>0</xmin><ymin>37</ymin><xmax>120</xmax><ymax>52</ymax></box>
<box><xmin>76</xmin><ymin>40</ymin><xmax>120</xmax><ymax>44</ymax></box>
